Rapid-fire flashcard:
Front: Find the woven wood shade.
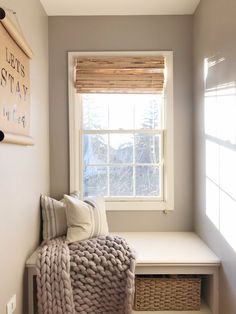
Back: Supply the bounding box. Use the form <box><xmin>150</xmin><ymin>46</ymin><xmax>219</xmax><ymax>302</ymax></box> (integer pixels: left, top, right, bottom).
<box><xmin>75</xmin><ymin>56</ymin><xmax>165</xmax><ymax>94</ymax></box>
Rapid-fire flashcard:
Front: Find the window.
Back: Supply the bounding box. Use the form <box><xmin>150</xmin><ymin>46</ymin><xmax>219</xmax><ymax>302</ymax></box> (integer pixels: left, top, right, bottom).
<box><xmin>82</xmin><ymin>93</ymin><xmax>162</xmax><ymax>199</ymax></box>
<box><xmin>69</xmin><ymin>52</ymin><xmax>174</xmax><ymax>211</ymax></box>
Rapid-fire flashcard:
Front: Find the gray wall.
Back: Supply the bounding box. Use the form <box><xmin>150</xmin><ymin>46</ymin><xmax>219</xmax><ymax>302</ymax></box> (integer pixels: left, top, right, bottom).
<box><xmin>0</xmin><ymin>0</ymin><xmax>49</xmax><ymax>313</ymax></box>
<box><xmin>49</xmin><ymin>16</ymin><xmax>194</xmax><ymax>232</ymax></box>
<box><xmin>193</xmin><ymin>0</ymin><xmax>236</xmax><ymax>313</ymax></box>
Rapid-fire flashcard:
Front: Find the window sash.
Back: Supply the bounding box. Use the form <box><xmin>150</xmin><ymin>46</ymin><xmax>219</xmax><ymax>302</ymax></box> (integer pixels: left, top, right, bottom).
<box><xmin>82</xmin><ymin>165</ymin><xmax>164</xmax><ymax>200</ymax></box>
<box><xmin>82</xmin><ymin>129</ymin><xmax>162</xmax><ymax>134</ymax></box>
<box><xmin>81</xmin><ymin>128</ymin><xmax>164</xmax><ymax>200</ymax></box>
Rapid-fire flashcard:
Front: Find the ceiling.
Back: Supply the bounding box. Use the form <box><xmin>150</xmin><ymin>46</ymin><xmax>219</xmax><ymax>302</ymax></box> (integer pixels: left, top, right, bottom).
<box><xmin>40</xmin><ymin>0</ymin><xmax>201</xmax><ymax>16</ymax></box>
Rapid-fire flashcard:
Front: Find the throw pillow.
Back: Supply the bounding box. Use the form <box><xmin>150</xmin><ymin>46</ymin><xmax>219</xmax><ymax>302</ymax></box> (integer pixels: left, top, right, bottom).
<box><xmin>41</xmin><ymin>191</ymin><xmax>80</xmax><ymax>240</ymax></box>
<box><xmin>64</xmin><ymin>195</ymin><xmax>109</xmax><ymax>243</ymax></box>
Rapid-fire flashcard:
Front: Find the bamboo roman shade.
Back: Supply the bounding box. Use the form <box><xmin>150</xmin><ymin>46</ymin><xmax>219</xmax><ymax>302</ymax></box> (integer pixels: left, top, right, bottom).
<box><xmin>75</xmin><ymin>56</ymin><xmax>165</xmax><ymax>94</ymax></box>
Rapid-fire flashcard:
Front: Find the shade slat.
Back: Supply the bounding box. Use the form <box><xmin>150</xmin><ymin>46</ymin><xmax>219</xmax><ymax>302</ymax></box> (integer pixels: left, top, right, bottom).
<box><xmin>76</xmin><ymin>82</ymin><xmax>164</xmax><ymax>88</ymax></box>
<box><xmin>76</xmin><ymin>68</ymin><xmax>164</xmax><ymax>75</ymax></box>
<box><xmin>76</xmin><ymin>88</ymin><xmax>163</xmax><ymax>94</ymax></box>
<box><xmin>76</xmin><ymin>56</ymin><xmax>165</xmax><ymax>69</ymax></box>
<box><xmin>76</xmin><ymin>74</ymin><xmax>164</xmax><ymax>82</ymax></box>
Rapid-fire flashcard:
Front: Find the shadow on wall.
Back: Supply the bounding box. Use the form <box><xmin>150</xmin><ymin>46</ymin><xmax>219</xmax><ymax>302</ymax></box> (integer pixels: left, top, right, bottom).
<box><xmin>219</xmin><ymin>239</ymin><xmax>236</xmax><ymax>312</ymax></box>
<box><xmin>204</xmin><ymin>55</ymin><xmax>236</xmax><ymax>252</ymax></box>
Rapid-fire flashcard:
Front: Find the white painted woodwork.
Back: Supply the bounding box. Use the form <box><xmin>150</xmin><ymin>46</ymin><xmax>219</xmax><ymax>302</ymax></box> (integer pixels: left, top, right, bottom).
<box><xmin>111</xmin><ymin>232</ymin><xmax>220</xmax><ymax>266</ymax></box>
<box><xmin>26</xmin><ymin>232</ymin><xmax>220</xmax><ymax>314</ymax></box>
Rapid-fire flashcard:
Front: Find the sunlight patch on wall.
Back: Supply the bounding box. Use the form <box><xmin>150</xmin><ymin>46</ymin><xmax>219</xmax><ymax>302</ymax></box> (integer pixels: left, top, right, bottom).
<box><xmin>205</xmin><ymin>140</ymin><xmax>220</xmax><ymax>229</ymax></box>
<box><xmin>204</xmin><ymin>56</ymin><xmax>236</xmax><ymax>251</ymax></box>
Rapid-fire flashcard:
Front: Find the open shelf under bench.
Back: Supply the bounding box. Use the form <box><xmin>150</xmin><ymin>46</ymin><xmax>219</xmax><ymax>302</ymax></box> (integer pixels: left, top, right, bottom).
<box><xmin>26</xmin><ymin>232</ymin><xmax>220</xmax><ymax>314</ymax></box>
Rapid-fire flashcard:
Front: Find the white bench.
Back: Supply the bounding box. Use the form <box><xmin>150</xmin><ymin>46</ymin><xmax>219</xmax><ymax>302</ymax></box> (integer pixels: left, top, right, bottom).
<box><xmin>26</xmin><ymin>232</ymin><xmax>220</xmax><ymax>314</ymax></box>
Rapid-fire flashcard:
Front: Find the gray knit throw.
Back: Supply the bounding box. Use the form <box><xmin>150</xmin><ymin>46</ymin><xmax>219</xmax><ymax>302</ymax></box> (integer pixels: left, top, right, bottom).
<box><xmin>36</xmin><ymin>235</ymin><xmax>136</xmax><ymax>314</ymax></box>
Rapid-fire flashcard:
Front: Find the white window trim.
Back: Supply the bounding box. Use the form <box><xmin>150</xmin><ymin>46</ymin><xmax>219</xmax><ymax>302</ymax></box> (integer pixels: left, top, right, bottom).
<box><xmin>68</xmin><ymin>51</ymin><xmax>174</xmax><ymax>211</ymax></box>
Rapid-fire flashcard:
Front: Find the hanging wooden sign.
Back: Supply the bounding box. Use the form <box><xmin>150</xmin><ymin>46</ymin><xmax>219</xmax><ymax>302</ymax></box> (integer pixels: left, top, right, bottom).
<box><xmin>0</xmin><ymin>7</ymin><xmax>34</xmax><ymax>145</ymax></box>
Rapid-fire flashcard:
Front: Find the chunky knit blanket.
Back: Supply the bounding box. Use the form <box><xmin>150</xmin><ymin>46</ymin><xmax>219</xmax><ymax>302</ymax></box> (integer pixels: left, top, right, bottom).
<box><xmin>36</xmin><ymin>236</ymin><xmax>136</xmax><ymax>314</ymax></box>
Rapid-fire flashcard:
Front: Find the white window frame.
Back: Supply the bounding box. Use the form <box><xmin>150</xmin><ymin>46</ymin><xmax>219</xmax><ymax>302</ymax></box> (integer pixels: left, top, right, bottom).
<box><xmin>68</xmin><ymin>51</ymin><xmax>174</xmax><ymax>211</ymax></box>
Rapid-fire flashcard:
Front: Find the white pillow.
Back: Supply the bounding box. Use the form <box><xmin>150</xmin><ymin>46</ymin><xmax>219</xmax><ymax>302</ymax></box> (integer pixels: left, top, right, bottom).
<box><xmin>64</xmin><ymin>195</ymin><xmax>109</xmax><ymax>243</ymax></box>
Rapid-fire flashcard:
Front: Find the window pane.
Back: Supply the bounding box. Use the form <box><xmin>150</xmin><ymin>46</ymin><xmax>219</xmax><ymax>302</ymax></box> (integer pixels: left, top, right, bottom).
<box><xmin>110</xmin><ymin>166</ymin><xmax>133</xmax><ymax>196</ymax></box>
<box><xmin>109</xmin><ymin>134</ymin><xmax>133</xmax><ymax>163</ymax></box>
<box><xmin>109</xmin><ymin>96</ymin><xmax>134</xmax><ymax>129</ymax></box>
<box><xmin>135</xmin><ymin>166</ymin><xmax>160</xmax><ymax>196</ymax></box>
<box><xmin>135</xmin><ymin>95</ymin><xmax>161</xmax><ymax>129</ymax></box>
<box><xmin>83</xmin><ymin>134</ymin><xmax>108</xmax><ymax>165</ymax></box>
<box><xmin>83</xmin><ymin>166</ymin><xmax>107</xmax><ymax>197</ymax></box>
<box><xmin>135</xmin><ymin>134</ymin><xmax>160</xmax><ymax>164</ymax></box>
<box><xmin>83</xmin><ymin>94</ymin><xmax>108</xmax><ymax>130</ymax></box>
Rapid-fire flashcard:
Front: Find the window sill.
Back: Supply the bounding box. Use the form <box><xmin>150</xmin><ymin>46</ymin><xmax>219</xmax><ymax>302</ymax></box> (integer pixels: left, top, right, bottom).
<box><xmin>105</xmin><ymin>200</ymin><xmax>174</xmax><ymax>211</ymax></box>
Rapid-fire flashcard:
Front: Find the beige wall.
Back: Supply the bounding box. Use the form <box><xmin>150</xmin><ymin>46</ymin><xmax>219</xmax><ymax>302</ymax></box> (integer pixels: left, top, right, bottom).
<box><xmin>49</xmin><ymin>15</ymin><xmax>194</xmax><ymax>231</ymax></box>
<box><xmin>193</xmin><ymin>0</ymin><xmax>236</xmax><ymax>313</ymax></box>
<box><xmin>0</xmin><ymin>0</ymin><xmax>49</xmax><ymax>313</ymax></box>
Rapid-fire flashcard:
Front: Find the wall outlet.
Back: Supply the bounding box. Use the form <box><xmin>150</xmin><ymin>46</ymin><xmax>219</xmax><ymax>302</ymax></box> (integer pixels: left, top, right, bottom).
<box><xmin>6</xmin><ymin>295</ymin><xmax>16</xmax><ymax>314</ymax></box>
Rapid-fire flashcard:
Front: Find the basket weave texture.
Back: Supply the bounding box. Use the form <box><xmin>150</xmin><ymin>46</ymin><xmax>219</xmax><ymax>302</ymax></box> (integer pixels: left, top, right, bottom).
<box><xmin>134</xmin><ymin>276</ymin><xmax>201</xmax><ymax>311</ymax></box>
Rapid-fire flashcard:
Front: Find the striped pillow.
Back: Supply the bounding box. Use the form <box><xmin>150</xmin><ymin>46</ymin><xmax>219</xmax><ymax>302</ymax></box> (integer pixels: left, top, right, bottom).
<box><xmin>64</xmin><ymin>195</ymin><xmax>109</xmax><ymax>243</ymax></box>
<box><xmin>41</xmin><ymin>192</ymin><xmax>80</xmax><ymax>240</ymax></box>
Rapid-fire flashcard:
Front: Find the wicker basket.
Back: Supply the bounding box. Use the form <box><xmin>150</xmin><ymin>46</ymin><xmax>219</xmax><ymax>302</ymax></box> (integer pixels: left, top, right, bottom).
<box><xmin>134</xmin><ymin>275</ymin><xmax>201</xmax><ymax>311</ymax></box>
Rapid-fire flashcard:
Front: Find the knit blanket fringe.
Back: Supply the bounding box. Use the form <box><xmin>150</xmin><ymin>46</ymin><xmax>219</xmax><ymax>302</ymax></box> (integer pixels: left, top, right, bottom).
<box><xmin>36</xmin><ymin>236</ymin><xmax>136</xmax><ymax>314</ymax></box>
